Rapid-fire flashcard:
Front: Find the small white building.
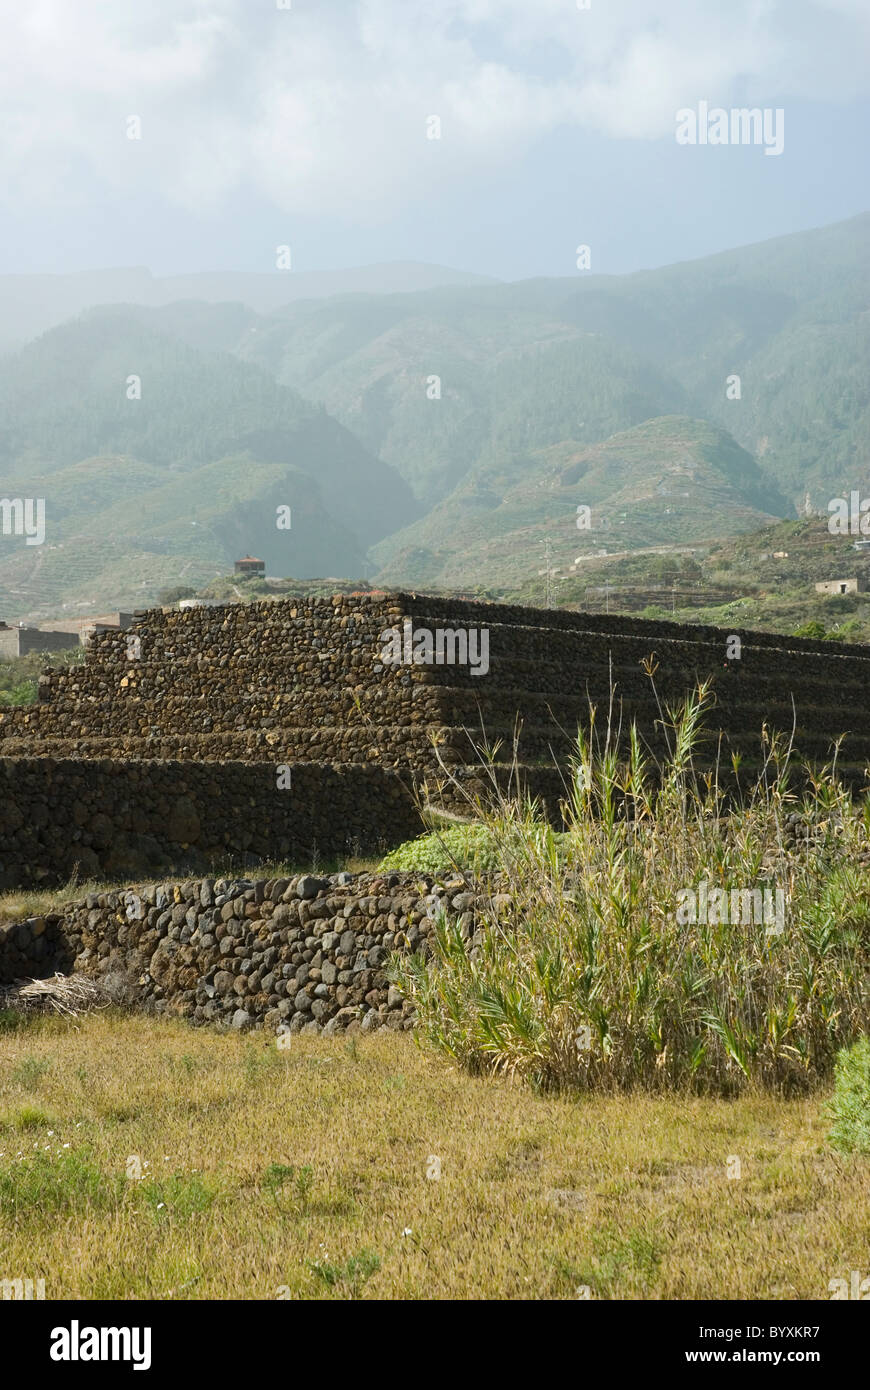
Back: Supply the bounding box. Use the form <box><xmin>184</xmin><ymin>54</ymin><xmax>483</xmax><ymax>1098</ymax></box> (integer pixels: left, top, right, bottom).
<box><xmin>815</xmin><ymin>577</ymin><xmax>865</xmax><ymax>597</ymax></box>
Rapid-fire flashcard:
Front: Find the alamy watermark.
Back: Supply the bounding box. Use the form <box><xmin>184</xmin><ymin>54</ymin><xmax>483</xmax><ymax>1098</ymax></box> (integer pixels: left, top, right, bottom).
<box><xmin>676</xmin><ymin>879</ymin><xmax>785</xmax><ymax>935</ymax></box>
<box><xmin>0</xmin><ymin>497</ymin><xmax>45</xmax><ymax>546</ymax></box>
<box><xmin>50</xmin><ymin>1322</ymin><xmax>151</xmax><ymax>1370</ymax></box>
<box><xmin>676</xmin><ymin>103</ymin><xmax>784</xmax><ymax>156</ymax></box>
<box><xmin>827</xmin><ymin>492</ymin><xmax>870</xmax><ymax>535</ymax></box>
<box><xmin>1</xmin><ymin>1276</ymin><xmax>45</xmax><ymax>1300</ymax></box>
<box><xmin>828</xmin><ymin>1270</ymin><xmax>870</xmax><ymax>1299</ymax></box>
<box><xmin>378</xmin><ymin>620</ymin><xmax>489</xmax><ymax>676</ymax></box>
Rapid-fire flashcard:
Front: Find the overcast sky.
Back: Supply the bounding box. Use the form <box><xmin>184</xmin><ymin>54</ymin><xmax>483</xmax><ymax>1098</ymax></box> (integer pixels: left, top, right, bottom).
<box><xmin>1</xmin><ymin>0</ymin><xmax>868</xmax><ymax>280</ymax></box>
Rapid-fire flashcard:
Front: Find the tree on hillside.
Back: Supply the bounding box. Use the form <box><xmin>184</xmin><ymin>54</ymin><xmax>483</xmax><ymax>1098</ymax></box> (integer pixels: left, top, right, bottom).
<box><xmin>158</xmin><ymin>585</ymin><xmax>197</xmax><ymax>605</ymax></box>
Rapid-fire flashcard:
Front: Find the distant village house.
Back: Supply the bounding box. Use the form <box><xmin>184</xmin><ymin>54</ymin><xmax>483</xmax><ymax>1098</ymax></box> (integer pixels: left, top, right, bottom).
<box><xmin>234</xmin><ymin>556</ymin><xmax>266</xmax><ymax>577</ymax></box>
<box><xmin>0</xmin><ymin>611</ymin><xmax>143</xmax><ymax>656</ymax></box>
<box><xmin>0</xmin><ymin>622</ymin><xmax>78</xmax><ymax>657</ymax></box>
<box><xmin>815</xmin><ymin>577</ymin><xmax>865</xmax><ymax>597</ymax></box>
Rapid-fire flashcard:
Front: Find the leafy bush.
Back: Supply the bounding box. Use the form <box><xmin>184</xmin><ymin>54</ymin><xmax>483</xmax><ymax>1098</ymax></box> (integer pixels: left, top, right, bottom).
<box><xmin>0</xmin><ymin>679</ymin><xmax>37</xmax><ymax>706</ymax></box>
<box><xmin>379</xmin><ymin>824</ymin><xmax>506</xmax><ymax>875</ymax></box>
<box><xmin>827</xmin><ymin>1036</ymin><xmax>870</xmax><ymax>1154</ymax></box>
<box><xmin>829</xmin><ymin>618</ymin><xmax>864</xmax><ymax>643</ymax></box>
<box><xmin>792</xmin><ymin>620</ymin><xmax>827</xmax><ymax>639</ymax></box>
<box><xmin>393</xmin><ymin>682</ymin><xmax>870</xmax><ymax>1095</ymax></box>
<box><xmin>0</xmin><ymin>648</ymin><xmax>86</xmax><ymax>708</ymax></box>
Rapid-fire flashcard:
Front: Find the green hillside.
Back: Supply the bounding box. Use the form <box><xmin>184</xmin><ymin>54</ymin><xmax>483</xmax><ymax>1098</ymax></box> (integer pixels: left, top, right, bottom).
<box><xmin>371</xmin><ymin>416</ymin><xmax>787</xmax><ymax>589</ymax></box>
<box><xmin>0</xmin><ymin>262</ymin><xmax>498</xmax><ymax>352</ymax></box>
<box><xmin>0</xmin><ymin>309</ymin><xmax>418</xmax><ymax>620</ymax></box>
<box><xmin>504</xmin><ymin>516</ymin><xmax>870</xmax><ymax>645</ymax></box>
<box><xmin>235</xmin><ymin>295</ymin><xmax>585</xmax><ymax>505</ymax></box>
<box><xmin>225</xmin><ymin>212</ymin><xmax>868</xmax><ymax>521</ymax></box>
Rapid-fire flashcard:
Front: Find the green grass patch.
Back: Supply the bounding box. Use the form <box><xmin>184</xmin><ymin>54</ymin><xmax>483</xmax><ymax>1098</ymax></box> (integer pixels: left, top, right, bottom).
<box><xmin>0</xmin><ymin>1014</ymin><xmax>866</xmax><ymax>1298</ymax></box>
<box><xmin>827</xmin><ymin>1036</ymin><xmax>870</xmax><ymax>1154</ymax></box>
<box><xmin>140</xmin><ymin>1172</ymin><xmax>220</xmax><ymax>1224</ymax></box>
<box><xmin>0</xmin><ymin>1148</ymin><xmax>124</xmax><ymax>1221</ymax></box>
<box><xmin>307</xmin><ymin>1248</ymin><xmax>381</xmax><ymax>1297</ymax></box>
<box><xmin>0</xmin><ymin>1103</ymin><xmax>56</xmax><ymax>1132</ymax></box>
<box><xmin>10</xmin><ymin>1056</ymin><xmax>51</xmax><ymax>1089</ymax></box>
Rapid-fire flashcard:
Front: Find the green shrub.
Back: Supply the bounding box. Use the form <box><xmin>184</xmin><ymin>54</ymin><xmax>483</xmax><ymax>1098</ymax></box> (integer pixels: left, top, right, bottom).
<box><xmin>0</xmin><ymin>649</ymin><xmax>85</xmax><ymax>708</ymax></box>
<box><xmin>0</xmin><ymin>679</ymin><xmax>37</xmax><ymax>706</ymax></box>
<box><xmin>379</xmin><ymin>824</ymin><xmax>505</xmax><ymax>875</ymax></box>
<box><xmin>262</xmin><ymin>1162</ymin><xmax>314</xmax><ymax>1215</ymax></box>
<box><xmin>827</xmin><ymin>1036</ymin><xmax>870</xmax><ymax>1154</ymax></box>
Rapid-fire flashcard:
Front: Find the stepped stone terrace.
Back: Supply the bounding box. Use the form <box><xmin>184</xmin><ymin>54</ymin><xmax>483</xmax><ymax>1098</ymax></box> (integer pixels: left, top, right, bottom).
<box><xmin>0</xmin><ymin>592</ymin><xmax>867</xmax><ymax>886</ymax></box>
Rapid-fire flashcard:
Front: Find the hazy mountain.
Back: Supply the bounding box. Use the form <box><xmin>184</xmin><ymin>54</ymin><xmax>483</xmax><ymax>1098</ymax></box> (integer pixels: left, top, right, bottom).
<box><xmin>236</xmin><ymin>296</ymin><xmax>644</xmax><ymax>507</ymax></box>
<box><xmin>371</xmin><ymin>416</ymin><xmax>788</xmax><ymax>590</ymax></box>
<box><xmin>0</xmin><ymin>308</ymin><xmax>418</xmax><ymax>619</ymax></box>
<box><xmin>0</xmin><ymin>262</ymin><xmax>498</xmax><ymax>354</ymax></box>
<box><xmin>232</xmin><ymin>213</ymin><xmax>869</xmax><ymax>516</ymax></box>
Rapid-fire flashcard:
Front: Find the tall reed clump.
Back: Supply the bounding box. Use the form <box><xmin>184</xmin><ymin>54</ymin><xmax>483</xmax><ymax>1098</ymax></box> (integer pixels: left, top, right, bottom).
<box><xmin>393</xmin><ymin>680</ymin><xmax>870</xmax><ymax>1095</ymax></box>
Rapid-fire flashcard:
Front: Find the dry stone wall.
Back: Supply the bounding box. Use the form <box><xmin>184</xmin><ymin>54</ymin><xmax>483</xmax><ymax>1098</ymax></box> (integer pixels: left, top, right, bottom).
<box><xmin>0</xmin><ymin>870</ymin><xmax>498</xmax><ymax>1036</ymax></box>
<box><xmin>0</xmin><ymin>759</ymin><xmax>420</xmax><ymax>891</ymax></box>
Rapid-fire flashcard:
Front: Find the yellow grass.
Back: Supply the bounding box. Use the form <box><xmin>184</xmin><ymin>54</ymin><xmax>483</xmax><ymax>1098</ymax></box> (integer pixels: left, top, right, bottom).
<box><xmin>0</xmin><ymin>879</ymin><xmax>116</xmax><ymax>927</ymax></box>
<box><xmin>0</xmin><ymin>1011</ymin><xmax>866</xmax><ymax>1300</ymax></box>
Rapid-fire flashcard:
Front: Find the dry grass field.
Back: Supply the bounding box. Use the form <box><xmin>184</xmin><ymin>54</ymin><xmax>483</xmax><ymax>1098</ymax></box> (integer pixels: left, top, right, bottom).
<box><xmin>0</xmin><ymin>1010</ymin><xmax>866</xmax><ymax>1301</ymax></box>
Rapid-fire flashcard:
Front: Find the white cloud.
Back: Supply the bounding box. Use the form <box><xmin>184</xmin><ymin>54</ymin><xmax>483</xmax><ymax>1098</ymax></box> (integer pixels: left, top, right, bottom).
<box><xmin>0</xmin><ymin>0</ymin><xmax>866</xmax><ymax>220</ymax></box>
